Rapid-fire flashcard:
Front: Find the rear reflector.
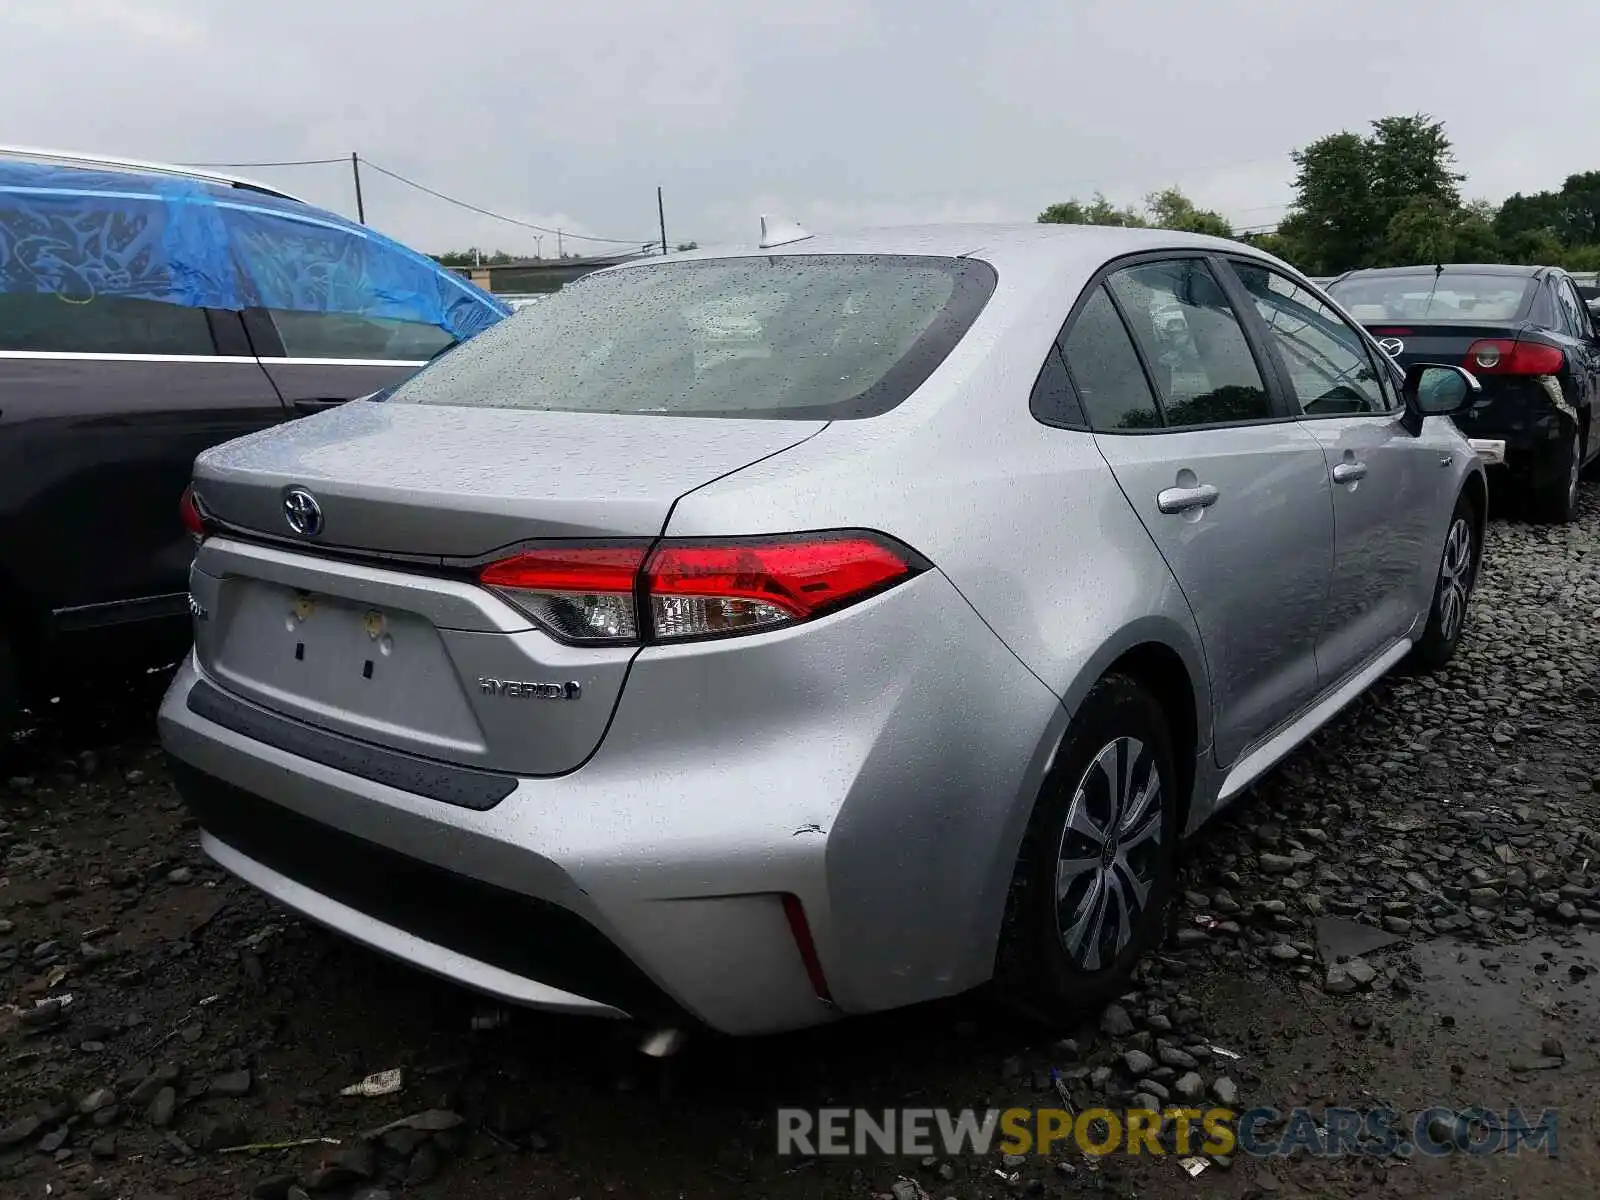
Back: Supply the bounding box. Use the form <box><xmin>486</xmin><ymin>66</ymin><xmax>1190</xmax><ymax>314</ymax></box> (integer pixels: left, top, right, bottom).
<box><xmin>1464</xmin><ymin>339</ymin><xmax>1565</xmax><ymax>376</ymax></box>
<box><xmin>479</xmin><ymin>531</ymin><xmax>925</xmax><ymax>645</ymax></box>
<box><xmin>781</xmin><ymin>893</ymin><xmax>833</xmax><ymax>1004</ymax></box>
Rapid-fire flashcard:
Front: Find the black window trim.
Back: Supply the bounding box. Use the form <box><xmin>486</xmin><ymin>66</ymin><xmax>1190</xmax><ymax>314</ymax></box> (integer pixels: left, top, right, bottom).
<box><xmin>1219</xmin><ymin>256</ymin><xmax>1399</xmax><ymax>421</ymax></box>
<box><xmin>204</xmin><ymin>309</ymin><xmax>251</xmax><ymax>358</ymax></box>
<box><xmin>1044</xmin><ymin>248</ymin><xmax>1297</xmax><ymax>436</ymax></box>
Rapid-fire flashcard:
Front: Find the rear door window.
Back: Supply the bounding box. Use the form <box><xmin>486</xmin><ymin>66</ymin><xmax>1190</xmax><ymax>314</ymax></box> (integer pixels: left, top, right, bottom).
<box><xmin>262</xmin><ymin>309</ymin><xmax>454</xmax><ymax>362</ymax></box>
<box><xmin>0</xmin><ymin>200</ymin><xmax>214</xmax><ymax>355</ymax></box>
<box><xmin>1105</xmin><ymin>259</ymin><xmax>1273</xmax><ymax>427</ymax></box>
<box><xmin>1554</xmin><ymin>278</ymin><xmax>1585</xmax><ymax>338</ymax></box>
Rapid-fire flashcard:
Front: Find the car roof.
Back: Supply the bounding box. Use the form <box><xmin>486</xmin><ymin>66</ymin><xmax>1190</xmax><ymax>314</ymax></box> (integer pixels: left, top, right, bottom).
<box><xmin>0</xmin><ymin>144</ymin><xmax>308</xmax><ymax>204</ymax></box>
<box><xmin>624</xmin><ymin>223</ymin><xmax>1266</xmax><ymax>286</ymax></box>
<box><xmin>1335</xmin><ymin>263</ymin><xmax>1547</xmax><ymax>280</ymax></box>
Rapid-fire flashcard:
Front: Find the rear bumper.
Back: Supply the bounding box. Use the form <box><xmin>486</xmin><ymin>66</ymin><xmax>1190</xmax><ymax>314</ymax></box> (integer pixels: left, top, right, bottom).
<box><xmin>158</xmin><ymin>568</ymin><xmax>1062</xmax><ymax>1035</ymax></box>
<box><xmin>1453</xmin><ymin>377</ymin><xmax>1576</xmax><ymax>486</ymax></box>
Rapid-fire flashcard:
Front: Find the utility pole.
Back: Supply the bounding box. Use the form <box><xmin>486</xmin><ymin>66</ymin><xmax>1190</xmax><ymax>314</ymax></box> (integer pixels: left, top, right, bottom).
<box><xmin>657</xmin><ymin>186</ymin><xmax>667</xmax><ymax>255</ymax></box>
<box><xmin>350</xmin><ymin>152</ymin><xmax>366</xmax><ymax>224</ymax></box>
<box><xmin>557</xmin><ymin>230</ymin><xmax>564</xmax><ymax>257</ymax></box>
<box><xmin>534</xmin><ymin>235</ymin><xmax>543</xmax><ymax>259</ymax></box>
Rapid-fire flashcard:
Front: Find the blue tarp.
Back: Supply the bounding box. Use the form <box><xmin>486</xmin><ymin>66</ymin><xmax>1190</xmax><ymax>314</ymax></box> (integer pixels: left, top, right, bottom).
<box><xmin>0</xmin><ymin>160</ymin><xmax>509</xmax><ymax>341</ymax></box>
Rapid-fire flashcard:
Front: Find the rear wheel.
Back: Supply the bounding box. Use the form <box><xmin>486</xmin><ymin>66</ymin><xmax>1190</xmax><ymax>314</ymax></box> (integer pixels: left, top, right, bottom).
<box><xmin>995</xmin><ymin>674</ymin><xmax>1179</xmax><ymax>1018</ymax></box>
<box><xmin>1531</xmin><ymin>426</ymin><xmax>1581</xmax><ymax>524</ymax></box>
<box><xmin>1409</xmin><ymin>492</ymin><xmax>1480</xmax><ymax>672</ymax></box>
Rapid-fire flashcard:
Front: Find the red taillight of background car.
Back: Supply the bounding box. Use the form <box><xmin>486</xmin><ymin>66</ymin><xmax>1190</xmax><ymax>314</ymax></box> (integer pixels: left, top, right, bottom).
<box><xmin>479</xmin><ymin>532</ymin><xmax>925</xmax><ymax>645</ymax></box>
<box><xmin>179</xmin><ymin>485</ymin><xmax>207</xmax><ymax>545</ymax></box>
<box><xmin>1463</xmin><ymin>339</ymin><xmax>1565</xmax><ymax>376</ymax></box>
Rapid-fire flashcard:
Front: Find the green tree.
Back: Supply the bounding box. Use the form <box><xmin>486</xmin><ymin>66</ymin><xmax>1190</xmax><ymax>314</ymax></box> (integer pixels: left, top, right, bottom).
<box><xmin>1037</xmin><ymin>188</ymin><xmax>1230</xmax><ymax>233</ymax></box>
<box><xmin>433</xmin><ymin>247</ymin><xmax>517</xmax><ymax>266</ymax></box>
<box><xmin>1380</xmin><ymin>198</ymin><xmax>1464</xmax><ymax>265</ymax></box>
<box><xmin>1555</xmin><ymin>171</ymin><xmax>1600</xmax><ymax>245</ymax></box>
<box><xmin>1367</xmin><ymin>114</ymin><xmax>1463</xmax><ymax>227</ymax></box>
<box><xmin>1284</xmin><ymin>131</ymin><xmax>1377</xmax><ymax>273</ymax></box>
<box><xmin>1495</xmin><ymin>189</ymin><xmax>1564</xmax><ymax>246</ymax></box>
<box><xmin>1145</xmin><ymin>187</ymin><xmax>1232</xmax><ymax>237</ymax></box>
<box><xmin>1453</xmin><ymin>200</ymin><xmax>1503</xmax><ymax>262</ymax></box>
<box><xmin>1037</xmin><ymin>192</ymin><xmax>1147</xmax><ymax>227</ymax></box>
<box><xmin>1281</xmin><ymin>115</ymin><xmax>1467</xmax><ymax>272</ymax></box>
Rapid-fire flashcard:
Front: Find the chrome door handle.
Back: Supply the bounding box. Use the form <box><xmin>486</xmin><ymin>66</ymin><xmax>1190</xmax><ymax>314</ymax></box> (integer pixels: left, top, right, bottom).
<box><xmin>1157</xmin><ymin>483</ymin><xmax>1220</xmax><ymax>514</ymax></box>
<box><xmin>1332</xmin><ymin>461</ymin><xmax>1368</xmax><ymax>484</ymax></box>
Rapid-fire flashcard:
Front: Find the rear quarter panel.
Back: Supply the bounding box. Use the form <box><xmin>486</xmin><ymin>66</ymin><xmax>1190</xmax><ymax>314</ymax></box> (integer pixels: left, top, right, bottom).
<box><xmin>662</xmin><ymin>271</ymin><xmax>1214</xmax><ymax>978</ymax></box>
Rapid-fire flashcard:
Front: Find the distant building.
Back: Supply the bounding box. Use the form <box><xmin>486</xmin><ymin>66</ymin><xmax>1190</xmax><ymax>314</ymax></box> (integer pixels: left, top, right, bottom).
<box><xmin>450</xmin><ymin>251</ymin><xmax>655</xmax><ymax>295</ymax></box>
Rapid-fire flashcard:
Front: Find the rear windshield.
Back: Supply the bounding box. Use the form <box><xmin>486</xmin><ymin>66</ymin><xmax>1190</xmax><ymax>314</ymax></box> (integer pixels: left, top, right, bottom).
<box><xmin>383</xmin><ymin>254</ymin><xmax>997</xmax><ymax>420</ymax></box>
<box><xmin>1327</xmin><ymin>273</ymin><xmax>1533</xmax><ymax>322</ymax></box>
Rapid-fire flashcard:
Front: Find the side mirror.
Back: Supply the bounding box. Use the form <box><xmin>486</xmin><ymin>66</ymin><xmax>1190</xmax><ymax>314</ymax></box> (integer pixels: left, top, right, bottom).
<box><xmin>1400</xmin><ymin>362</ymin><xmax>1481</xmax><ymax>435</ymax></box>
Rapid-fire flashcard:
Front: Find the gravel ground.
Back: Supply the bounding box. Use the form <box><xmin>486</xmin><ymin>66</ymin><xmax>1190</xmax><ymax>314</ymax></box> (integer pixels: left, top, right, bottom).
<box><xmin>1</xmin><ymin>482</ymin><xmax>1598</xmax><ymax>1200</ymax></box>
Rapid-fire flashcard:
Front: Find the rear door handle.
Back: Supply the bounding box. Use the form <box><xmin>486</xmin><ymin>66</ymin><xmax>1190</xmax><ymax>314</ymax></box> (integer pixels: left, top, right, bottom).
<box><xmin>1156</xmin><ymin>483</ymin><xmax>1220</xmax><ymax>514</ymax></box>
<box><xmin>1332</xmin><ymin>461</ymin><xmax>1368</xmax><ymax>484</ymax></box>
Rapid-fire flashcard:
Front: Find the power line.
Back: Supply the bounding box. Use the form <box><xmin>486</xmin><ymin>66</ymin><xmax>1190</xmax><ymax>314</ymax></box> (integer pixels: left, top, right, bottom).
<box><xmin>181</xmin><ymin>157</ymin><xmax>347</xmax><ymax>168</ymax></box>
<box><xmin>359</xmin><ymin>157</ymin><xmax>654</xmax><ymax>247</ymax></box>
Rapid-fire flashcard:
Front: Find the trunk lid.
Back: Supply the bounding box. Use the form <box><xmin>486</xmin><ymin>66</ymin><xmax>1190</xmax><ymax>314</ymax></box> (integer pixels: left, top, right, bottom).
<box><xmin>1358</xmin><ymin>321</ymin><xmax>1513</xmax><ymax>373</ymax></box>
<box><xmin>193</xmin><ymin>399</ymin><xmax>826</xmax><ymax>554</ymax></box>
<box><xmin>187</xmin><ymin>401</ymin><xmax>824</xmax><ymax>777</ymax></box>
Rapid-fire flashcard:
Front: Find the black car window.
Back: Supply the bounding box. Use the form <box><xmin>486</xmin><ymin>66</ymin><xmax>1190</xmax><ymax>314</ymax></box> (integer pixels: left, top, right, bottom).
<box><xmin>386</xmin><ymin>255</ymin><xmax>997</xmax><ymax>421</ymax></box>
<box><xmin>0</xmin><ymin>292</ymin><xmax>214</xmax><ymax>355</ymax></box>
<box><xmin>264</xmin><ymin>309</ymin><xmax>455</xmax><ymax>361</ymax></box>
<box><xmin>1028</xmin><ymin>342</ymin><xmax>1088</xmax><ymax>427</ymax></box>
<box><xmin>1231</xmin><ymin>262</ymin><xmax>1389</xmax><ymax>416</ymax></box>
<box><xmin>1060</xmin><ymin>285</ymin><xmax>1161</xmax><ymax>430</ymax></box>
<box><xmin>1106</xmin><ymin>259</ymin><xmax>1273</xmax><ymax>427</ymax></box>
<box><xmin>1549</xmin><ymin>280</ymin><xmax>1579</xmax><ymax>338</ymax></box>
<box><xmin>1561</xmin><ymin>279</ymin><xmax>1592</xmax><ymax>338</ymax></box>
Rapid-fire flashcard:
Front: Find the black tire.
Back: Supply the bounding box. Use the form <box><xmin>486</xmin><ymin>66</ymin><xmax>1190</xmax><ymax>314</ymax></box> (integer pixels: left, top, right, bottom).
<box><xmin>1531</xmin><ymin>425</ymin><xmax>1581</xmax><ymax>525</ymax></box>
<box><xmin>994</xmin><ymin>674</ymin><xmax>1179</xmax><ymax>1019</ymax></box>
<box><xmin>1409</xmin><ymin>491</ymin><xmax>1480</xmax><ymax>672</ymax></box>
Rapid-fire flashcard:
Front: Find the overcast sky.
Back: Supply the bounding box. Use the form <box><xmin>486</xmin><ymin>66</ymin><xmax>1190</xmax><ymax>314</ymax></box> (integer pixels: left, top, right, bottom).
<box><xmin>6</xmin><ymin>0</ymin><xmax>1598</xmax><ymax>258</ymax></box>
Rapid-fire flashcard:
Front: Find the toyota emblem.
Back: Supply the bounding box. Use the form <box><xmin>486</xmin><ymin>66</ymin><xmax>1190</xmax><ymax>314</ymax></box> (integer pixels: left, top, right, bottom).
<box><xmin>283</xmin><ymin>488</ymin><xmax>324</xmax><ymax>537</ymax></box>
<box><xmin>1377</xmin><ymin>337</ymin><xmax>1405</xmax><ymax>357</ymax></box>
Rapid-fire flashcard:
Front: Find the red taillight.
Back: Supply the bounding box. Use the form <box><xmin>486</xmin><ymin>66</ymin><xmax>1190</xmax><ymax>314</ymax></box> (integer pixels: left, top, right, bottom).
<box><xmin>480</xmin><ymin>545</ymin><xmax>647</xmax><ymax>643</ymax></box>
<box><xmin>1464</xmin><ymin>339</ymin><xmax>1565</xmax><ymax>376</ymax></box>
<box><xmin>179</xmin><ymin>485</ymin><xmax>206</xmax><ymax>545</ymax></box>
<box><xmin>646</xmin><ymin>535</ymin><xmax>917</xmax><ymax>639</ymax></box>
<box><xmin>478</xmin><ymin>532</ymin><xmax>923</xmax><ymax>645</ymax></box>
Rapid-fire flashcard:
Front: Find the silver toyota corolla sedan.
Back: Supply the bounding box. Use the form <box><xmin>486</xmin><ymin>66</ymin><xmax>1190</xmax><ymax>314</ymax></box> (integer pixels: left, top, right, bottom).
<box><xmin>160</xmin><ymin>223</ymin><xmax>1487</xmax><ymax>1036</ymax></box>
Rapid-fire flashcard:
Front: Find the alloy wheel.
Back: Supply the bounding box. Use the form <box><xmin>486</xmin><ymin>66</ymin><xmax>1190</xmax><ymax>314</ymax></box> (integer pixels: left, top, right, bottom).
<box><xmin>1054</xmin><ymin>737</ymin><xmax>1163</xmax><ymax>971</ymax></box>
<box><xmin>1436</xmin><ymin>516</ymin><xmax>1474</xmax><ymax>644</ymax></box>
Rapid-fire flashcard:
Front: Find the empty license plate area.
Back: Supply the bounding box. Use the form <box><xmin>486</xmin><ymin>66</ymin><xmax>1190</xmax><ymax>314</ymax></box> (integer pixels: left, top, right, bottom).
<box><xmin>208</xmin><ymin>577</ymin><xmax>485</xmax><ymax>759</ymax></box>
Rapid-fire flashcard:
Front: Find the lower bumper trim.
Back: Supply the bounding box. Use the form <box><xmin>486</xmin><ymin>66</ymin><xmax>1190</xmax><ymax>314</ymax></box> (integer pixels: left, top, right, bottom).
<box><xmin>169</xmin><ymin>759</ymin><xmax>685</xmax><ymax>1022</ymax></box>
<box><xmin>203</xmin><ymin>834</ymin><xmax>627</xmax><ymax>1017</ymax></box>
